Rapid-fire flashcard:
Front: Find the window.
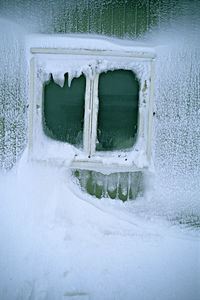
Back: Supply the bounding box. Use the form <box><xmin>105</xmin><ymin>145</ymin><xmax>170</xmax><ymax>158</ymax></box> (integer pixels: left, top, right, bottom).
<box><xmin>28</xmin><ymin>46</ymin><xmax>155</xmax><ymax>177</ymax></box>
<box><xmin>43</xmin><ymin>69</ymin><xmax>139</xmax><ymax>152</ymax></box>
<box><xmin>73</xmin><ymin>169</ymin><xmax>143</xmax><ymax>202</ymax></box>
<box><xmin>97</xmin><ymin>69</ymin><xmax>139</xmax><ymax>151</ymax></box>
<box><xmin>43</xmin><ymin>74</ymin><xmax>86</xmax><ymax>147</ymax></box>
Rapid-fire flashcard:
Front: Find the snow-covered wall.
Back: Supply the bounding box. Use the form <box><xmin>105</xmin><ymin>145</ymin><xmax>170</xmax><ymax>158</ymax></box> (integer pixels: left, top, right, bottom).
<box><xmin>0</xmin><ymin>19</ymin><xmax>27</xmax><ymax>169</ymax></box>
<box><xmin>0</xmin><ymin>0</ymin><xmax>180</xmax><ymax>36</ymax></box>
<box><xmin>150</xmin><ymin>39</ymin><xmax>200</xmax><ymax>217</ymax></box>
<box><xmin>0</xmin><ymin>0</ymin><xmax>199</xmax><ymax>214</ymax></box>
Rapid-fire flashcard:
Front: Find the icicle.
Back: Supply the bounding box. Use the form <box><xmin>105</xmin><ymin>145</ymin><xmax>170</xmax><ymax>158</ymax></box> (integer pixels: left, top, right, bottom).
<box><xmin>128</xmin><ymin>172</ymin><xmax>131</xmax><ymax>200</ymax></box>
<box><xmin>104</xmin><ymin>174</ymin><xmax>108</xmax><ymax>198</ymax></box>
<box><xmin>107</xmin><ymin>173</ymin><xmax>117</xmax><ymax>199</ymax></box>
<box><xmin>68</xmin><ymin>71</ymin><xmax>73</xmax><ymax>88</ymax></box>
<box><xmin>79</xmin><ymin>170</ymin><xmax>90</xmax><ymax>191</ymax></box>
<box><xmin>118</xmin><ymin>173</ymin><xmax>128</xmax><ymax>201</ymax></box>
<box><xmin>52</xmin><ymin>72</ymin><xmax>65</xmax><ymax>87</ymax></box>
<box><xmin>117</xmin><ymin>173</ymin><xmax>120</xmax><ymax>200</ymax></box>
<box><xmin>43</xmin><ymin>73</ymin><xmax>51</xmax><ymax>83</ymax></box>
<box><xmin>67</xmin><ymin>69</ymin><xmax>83</xmax><ymax>87</ymax></box>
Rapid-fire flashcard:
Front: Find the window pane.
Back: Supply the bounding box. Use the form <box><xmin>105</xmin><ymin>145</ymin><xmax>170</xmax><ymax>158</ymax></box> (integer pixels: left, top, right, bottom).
<box><xmin>43</xmin><ymin>74</ymin><xmax>85</xmax><ymax>147</ymax></box>
<box><xmin>96</xmin><ymin>70</ymin><xmax>139</xmax><ymax>151</ymax></box>
<box><xmin>73</xmin><ymin>169</ymin><xmax>143</xmax><ymax>201</ymax></box>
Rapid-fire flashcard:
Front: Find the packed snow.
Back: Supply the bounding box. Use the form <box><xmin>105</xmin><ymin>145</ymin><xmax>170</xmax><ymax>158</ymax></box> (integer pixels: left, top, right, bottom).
<box><xmin>0</xmin><ymin>162</ymin><xmax>199</xmax><ymax>300</ymax></box>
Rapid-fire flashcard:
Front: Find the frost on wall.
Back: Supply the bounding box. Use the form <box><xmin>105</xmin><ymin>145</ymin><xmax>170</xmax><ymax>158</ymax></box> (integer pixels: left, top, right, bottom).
<box><xmin>150</xmin><ymin>0</ymin><xmax>200</xmax><ymax>212</ymax></box>
<box><xmin>154</xmin><ymin>47</ymin><xmax>200</xmax><ymax>178</ymax></box>
<box><xmin>150</xmin><ymin>44</ymin><xmax>200</xmax><ymax>216</ymax></box>
<box><xmin>0</xmin><ymin>20</ymin><xmax>27</xmax><ymax>169</ymax></box>
<box><xmin>0</xmin><ymin>0</ymin><xmax>179</xmax><ymax>37</ymax></box>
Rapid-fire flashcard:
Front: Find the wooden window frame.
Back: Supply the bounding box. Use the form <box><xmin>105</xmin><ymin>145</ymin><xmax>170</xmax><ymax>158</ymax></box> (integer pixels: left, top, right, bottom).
<box><xmin>28</xmin><ymin>48</ymin><xmax>155</xmax><ymax>173</ymax></box>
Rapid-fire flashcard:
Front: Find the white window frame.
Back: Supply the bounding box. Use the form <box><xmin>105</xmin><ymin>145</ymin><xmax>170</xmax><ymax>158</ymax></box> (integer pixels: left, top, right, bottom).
<box><xmin>28</xmin><ymin>48</ymin><xmax>155</xmax><ymax>173</ymax></box>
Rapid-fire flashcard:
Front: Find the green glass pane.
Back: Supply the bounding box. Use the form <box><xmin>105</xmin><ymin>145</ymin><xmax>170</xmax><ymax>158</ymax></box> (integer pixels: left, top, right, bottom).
<box><xmin>43</xmin><ymin>74</ymin><xmax>85</xmax><ymax>147</ymax></box>
<box><xmin>73</xmin><ymin>170</ymin><xmax>143</xmax><ymax>201</ymax></box>
<box><xmin>96</xmin><ymin>70</ymin><xmax>139</xmax><ymax>151</ymax></box>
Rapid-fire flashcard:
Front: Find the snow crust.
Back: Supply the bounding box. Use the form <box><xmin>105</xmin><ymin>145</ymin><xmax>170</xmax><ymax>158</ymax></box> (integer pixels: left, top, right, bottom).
<box><xmin>26</xmin><ymin>34</ymin><xmax>155</xmax><ymax>55</ymax></box>
<box><xmin>0</xmin><ymin>163</ymin><xmax>199</xmax><ymax>300</ymax></box>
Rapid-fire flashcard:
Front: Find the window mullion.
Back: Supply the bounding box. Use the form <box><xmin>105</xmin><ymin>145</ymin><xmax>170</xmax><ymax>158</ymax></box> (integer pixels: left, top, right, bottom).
<box><xmin>83</xmin><ymin>77</ymin><xmax>92</xmax><ymax>154</ymax></box>
<box><xmin>90</xmin><ymin>74</ymin><xmax>99</xmax><ymax>156</ymax></box>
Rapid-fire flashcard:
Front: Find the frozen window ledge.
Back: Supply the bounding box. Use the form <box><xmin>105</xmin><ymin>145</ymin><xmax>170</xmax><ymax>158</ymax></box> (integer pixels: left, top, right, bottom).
<box><xmin>70</xmin><ymin>158</ymin><xmax>149</xmax><ymax>174</ymax></box>
<box><xmin>31</xmin><ymin>151</ymin><xmax>150</xmax><ymax>174</ymax></box>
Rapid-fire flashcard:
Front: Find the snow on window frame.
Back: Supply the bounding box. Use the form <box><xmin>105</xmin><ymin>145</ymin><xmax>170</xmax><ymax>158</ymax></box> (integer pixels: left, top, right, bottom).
<box><xmin>28</xmin><ymin>45</ymin><xmax>155</xmax><ymax>174</ymax></box>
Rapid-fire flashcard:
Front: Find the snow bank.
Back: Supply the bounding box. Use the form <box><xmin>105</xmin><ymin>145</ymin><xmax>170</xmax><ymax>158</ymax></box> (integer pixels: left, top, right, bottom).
<box><xmin>0</xmin><ymin>162</ymin><xmax>199</xmax><ymax>300</ymax></box>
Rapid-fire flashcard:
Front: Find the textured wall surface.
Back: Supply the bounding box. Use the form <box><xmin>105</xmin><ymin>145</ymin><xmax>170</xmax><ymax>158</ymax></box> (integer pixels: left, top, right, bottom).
<box><xmin>0</xmin><ymin>0</ymin><xmax>180</xmax><ymax>36</ymax></box>
<box><xmin>0</xmin><ymin>20</ymin><xmax>27</xmax><ymax>169</ymax></box>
